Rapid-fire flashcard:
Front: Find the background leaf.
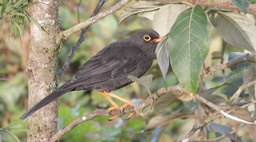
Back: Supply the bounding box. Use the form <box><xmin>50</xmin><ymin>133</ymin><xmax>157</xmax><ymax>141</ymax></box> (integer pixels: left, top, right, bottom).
<box><xmin>208</xmin><ymin>123</ymin><xmax>242</xmax><ymax>141</ymax></box>
<box><xmin>128</xmin><ymin>74</ymin><xmax>153</xmax><ymax>89</ymax></box>
<box><xmin>0</xmin><ymin>129</ymin><xmax>20</xmax><ymax>142</ymax></box>
<box><xmin>209</xmin><ymin>12</ymin><xmax>256</xmax><ymax>52</ymax></box>
<box><xmin>0</xmin><ymin>0</ymin><xmax>29</xmax><ymax>36</ymax></box>
<box><xmin>169</xmin><ymin>5</ymin><xmax>209</xmax><ymax>93</ymax></box>
<box><xmin>3</xmin><ymin>0</ymin><xmax>256</xmax><ymax>141</ymax></box>
<box><xmin>152</xmin><ymin>5</ymin><xmax>187</xmax><ymax>78</ymax></box>
<box><xmin>155</xmin><ymin>36</ymin><xmax>170</xmax><ymax>78</ymax></box>
<box><xmin>152</xmin><ymin>4</ymin><xmax>187</xmax><ymax>36</ymax></box>
<box><xmin>247</xmin><ymin>0</ymin><xmax>256</xmax><ymax>3</ymax></box>
<box><xmin>119</xmin><ymin>1</ymin><xmax>162</xmax><ymax>22</ymax></box>
<box><xmin>231</xmin><ymin>0</ymin><xmax>249</xmax><ymax>13</ymax></box>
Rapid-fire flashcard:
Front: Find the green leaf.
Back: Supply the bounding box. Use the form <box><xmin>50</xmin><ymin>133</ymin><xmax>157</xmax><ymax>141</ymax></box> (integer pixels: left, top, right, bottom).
<box><xmin>13</xmin><ymin>12</ymin><xmax>27</xmax><ymax>19</ymax></box>
<box><xmin>128</xmin><ymin>75</ymin><xmax>153</xmax><ymax>95</ymax></box>
<box><xmin>12</xmin><ymin>21</ymin><xmax>23</xmax><ymax>36</ymax></box>
<box><xmin>169</xmin><ymin>5</ymin><xmax>209</xmax><ymax>93</ymax></box>
<box><xmin>228</xmin><ymin>52</ymin><xmax>255</xmax><ymax>71</ymax></box>
<box><xmin>155</xmin><ymin>36</ymin><xmax>170</xmax><ymax>78</ymax></box>
<box><xmin>0</xmin><ymin>73</ymin><xmax>26</xmax><ymax>111</ymax></box>
<box><xmin>152</xmin><ymin>4</ymin><xmax>187</xmax><ymax>36</ymax></box>
<box><xmin>200</xmin><ymin>84</ymin><xmax>229</xmax><ymax>104</ymax></box>
<box><xmin>247</xmin><ymin>0</ymin><xmax>256</xmax><ymax>3</ymax></box>
<box><xmin>0</xmin><ymin>129</ymin><xmax>20</xmax><ymax>142</ymax></box>
<box><xmin>200</xmin><ymin>84</ymin><xmax>229</xmax><ymax>96</ymax></box>
<box><xmin>208</xmin><ymin>123</ymin><xmax>231</xmax><ymax>136</ymax></box>
<box><xmin>27</xmin><ymin>14</ymin><xmax>43</xmax><ymax>31</ymax></box>
<box><xmin>224</xmin><ymin>52</ymin><xmax>256</xmax><ymax>97</ymax></box>
<box><xmin>209</xmin><ymin>12</ymin><xmax>256</xmax><ymax>52</ymax></box>
<box><xmin>128</xmin><ymin>74</ymin><xmax>153</xmax><ymax>88</ymax></box>
<box><xmin>0</xmin><ymin>0</ymin><xmax>29</xmax><ymax>37</ymax></box>
<box><xmin>119</xmin><ymin>1</ymin><xmax>162</xmax><ymax>22</ymax></box>
<box><xmin>231</xmin><ymin>0</ymin><xmax>249</xmax><ymax>13</ymax></box>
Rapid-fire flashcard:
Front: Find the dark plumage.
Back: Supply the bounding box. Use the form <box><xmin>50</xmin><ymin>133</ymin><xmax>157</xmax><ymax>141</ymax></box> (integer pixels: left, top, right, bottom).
<box><xmin>20</xmin><ymin>29</ymin><xmax>162</xmax><ymax>119</ymax></box>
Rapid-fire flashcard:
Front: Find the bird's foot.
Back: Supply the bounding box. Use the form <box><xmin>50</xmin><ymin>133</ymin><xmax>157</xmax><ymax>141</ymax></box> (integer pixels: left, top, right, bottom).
<box><xmin>107</xmin><ymin>103</ymin><xmax>136</xmax><ymax>120</ymax></box>
<box><xmin>120</xmin><ymin>103</ymin><xmax>135</xmax><ymax>120</ymax></box>
<box><xmin>127</xmin><ymin>112</ymin><xmax>136</xmax><ymax>120</ymax></box>
<box><xmin>108</xmin><ymin>115</ymin><xmax>119</xmax><ymax>121</ymax></box>
<box><xmin>100</xmin><ymin>92</ymin><xmax>136</xmax><ymax>120</ymax></box>
<box><xmin>107</xmin><ymin>105</ymin><xmax>119</xmax><ymax>112</ymax></box>
<box><xmin>107</xmin><ymin>105</ymin><xmax>121</xmax><ymax>121</ymax></box>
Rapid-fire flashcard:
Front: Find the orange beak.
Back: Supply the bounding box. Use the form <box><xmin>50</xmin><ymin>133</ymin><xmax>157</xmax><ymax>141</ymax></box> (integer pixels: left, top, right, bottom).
<box><xmin>153</xmin><ymin>36</ymin><xmax>164</xmax><ymax>43</ymax></box>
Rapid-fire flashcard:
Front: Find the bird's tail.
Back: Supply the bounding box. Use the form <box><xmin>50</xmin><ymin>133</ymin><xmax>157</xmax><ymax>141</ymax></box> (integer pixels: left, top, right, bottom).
<box><xmin>19</xmin><ymin>88</ymin><xmax>70</xmax><ymax>120</ymax></box>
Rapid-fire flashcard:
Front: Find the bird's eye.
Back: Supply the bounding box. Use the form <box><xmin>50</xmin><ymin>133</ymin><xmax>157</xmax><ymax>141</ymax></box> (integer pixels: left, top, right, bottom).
<box><xmin>143</xmin><ymin>35</ymin><xmax>151</xmax><ymax>42</ymax></box>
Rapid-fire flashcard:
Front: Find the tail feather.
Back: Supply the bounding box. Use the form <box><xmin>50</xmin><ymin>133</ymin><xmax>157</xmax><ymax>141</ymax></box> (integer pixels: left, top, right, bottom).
<box><xmin>19</xmin><ymin>89</ymin><xmax>69</xmax><ymax>119</ymax></box>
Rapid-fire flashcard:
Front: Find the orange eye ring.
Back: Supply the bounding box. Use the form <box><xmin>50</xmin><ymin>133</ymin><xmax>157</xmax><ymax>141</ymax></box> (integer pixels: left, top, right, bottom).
<box><xmin>143</xmin><ymin>35</ymin><xmax>151</xmax><ymax>42</ymax></box>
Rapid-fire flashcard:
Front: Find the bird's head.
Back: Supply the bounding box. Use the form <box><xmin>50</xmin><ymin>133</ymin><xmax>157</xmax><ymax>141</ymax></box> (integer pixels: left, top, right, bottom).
<box><xmin>130</xmin><ymin>29</ymin><xmax>163</xmax><ymax>52</ymax></box>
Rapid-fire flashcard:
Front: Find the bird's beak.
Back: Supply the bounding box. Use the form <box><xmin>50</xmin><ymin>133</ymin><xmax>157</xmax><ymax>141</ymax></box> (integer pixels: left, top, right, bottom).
<box><xmin>153</xmin><ymin>36</ymin><xmax>164</xmax><ymax>43</ymax></box>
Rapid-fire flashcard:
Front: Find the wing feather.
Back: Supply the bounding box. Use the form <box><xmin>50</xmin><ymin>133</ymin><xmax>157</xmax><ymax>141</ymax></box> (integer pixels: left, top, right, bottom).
<box><xmin>62</xmin><ymin>42</ymin><xmax>140</xmax><ymax>90</ymax></box>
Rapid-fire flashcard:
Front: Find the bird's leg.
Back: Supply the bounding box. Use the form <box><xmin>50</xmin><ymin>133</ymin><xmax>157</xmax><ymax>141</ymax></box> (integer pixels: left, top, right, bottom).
<box><xmin>107</xmin><ymin>92</ymin><xmax>133</xmax><ymax>105</ymax></box>
<box><xmin>107</xmin><ymin>92</ymin><xmax>135</xmax><ymax>119</ymax></box>
<box><xmin>100</xmin><ymin>92</ymin><xmax>119</xmax><ymax>112</ymax></box>
<box><xmin>101</xmin><ymin>92</ymin><xmax>136</xmax><ymax>120</ymax></box>
<box><xmin>100</xmin><ymin>92</ymin><xmax>122</xmax><ymax>120</ymax></box>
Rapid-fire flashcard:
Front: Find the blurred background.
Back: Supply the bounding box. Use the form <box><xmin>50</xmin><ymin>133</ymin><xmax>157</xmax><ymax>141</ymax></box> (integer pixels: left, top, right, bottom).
<box><xmin>0</xmin><ymin>0</ymin><xmax>254</xmax><ymax>142</ymax></box>
<box><xmin>0</xmin><ymin>0</ymin><xmax>178</xmax><ymax>141</ymax></box>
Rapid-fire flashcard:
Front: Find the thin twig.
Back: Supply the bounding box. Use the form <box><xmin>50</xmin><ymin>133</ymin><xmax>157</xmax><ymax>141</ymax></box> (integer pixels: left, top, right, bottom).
<box><xmin>195</xmin><ymin>95</ymin><xmax>225</xmax><ymax>110</ymax></box>
<box><xmin>195</xmin><ymin>95</ymin><xmax>255</xmax><ymax>124</ymax></box>
<box><xmin>190</xmin><ymin>127</ymin><xmax>239</xmax><ymax>142</ymax></box>
<box><xmin>56</xmin><ymin>0</ymin><xmax>131</xmax><ymax>43</ymax></box>
<box><xmin>50</xmin><ymin>85</ymin><xmax>183</xmax><ymax>142</ymax></box>
<box><xmin>181</xmin><ymin>106</ymin><xmax>250</xmax><ymax>141</ymax></box>
<box><xmin>58</xmin><ymin>0</ymin><xmax>105</xmax><ymax>80</ymax></box>
<box><xmin>204</xmin><ymin>53</ymin><xmax>256</xmax><ymax>76</ymax></box>
<box><xmin>145</xmin><ymin>0</ymin><xmax>256</xmax><ymax>15</ymax></box>
<box><xmin>50</xmin><ymin>109</ymin><xmax>110</xmax><ymax>142</ymax></box>
<box><xmin>51</xmin><ymin>53</ymin><xmax>256</xmax><ymax>141</ymax></box>
<box><xmin>180</xmin><ymin>122</ymin><xmax>209</xmax><ymax>142</ymax></box>
<box><xmin>230</xmin><ymin>79</ymin><xmax>256</xmax><ymax>103</ymax></box>
<box><xmin>50</xmin><ymin>81</ymin><xmax>256</xmax><ymax>141</ymax></box>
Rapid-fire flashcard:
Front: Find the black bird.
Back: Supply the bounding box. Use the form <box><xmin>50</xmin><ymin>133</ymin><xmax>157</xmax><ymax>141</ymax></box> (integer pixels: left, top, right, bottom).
<box><xmin>20</xmin><ymin>29</ymin><xmax>162</xmax><ymax>119</ymax></box>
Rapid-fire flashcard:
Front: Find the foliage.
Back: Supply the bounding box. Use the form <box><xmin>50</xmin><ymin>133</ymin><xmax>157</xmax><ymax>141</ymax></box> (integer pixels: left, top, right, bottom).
<box><xmin>120</xmin><ymin>1</ymin><xmax>256</xmax><ymax>141</ymax></box>
<box><xmin>1</xmin><ymin>0</ymin><xmax>256</xmax><ymax>142</ymax></box>
<box><xmin>169</xmin><ymin>5</ymin><xmax>209</xmax><ymax>93</ymax></box>
<box><xmin>0</xmin><ymin>0</ymin><xmax>30</xmax><ymax>36</ymax></box>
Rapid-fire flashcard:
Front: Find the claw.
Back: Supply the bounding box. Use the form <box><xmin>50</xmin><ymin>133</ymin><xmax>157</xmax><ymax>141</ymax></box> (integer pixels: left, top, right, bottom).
<box><xmin>107</xmin><ymin>106</ymin><xmax>118</xmax><ymax>112</ymax></box>
<box><xmin>120</xmin><ymin>103</ymin><xmax>136</xmax><ymax>119</ymax></box>
<box><xmin>120</xmin><ymin>103</ymin><xmax>132</xmax><ymax>110</ymax></box>
<box><xmin>108</xmin><ymin>115</ymin><xmax>119</xmax><ymax>121</ymax></box>
<box><xmin>127</xmin><ymin>112</ymin><xmax>135</xmax><ymax>120</ymax></box>
<box><xmin>100</xmin><ymin>91</ymin><xmax>136</xmax><ymax>120</ymax></box>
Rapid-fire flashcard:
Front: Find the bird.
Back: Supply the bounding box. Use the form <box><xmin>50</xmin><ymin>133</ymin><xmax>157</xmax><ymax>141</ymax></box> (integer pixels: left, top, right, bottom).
<box><xmin>20</xmin><ymin>29</ymin><xmax>163</xmax><ymax>120</ymax></box>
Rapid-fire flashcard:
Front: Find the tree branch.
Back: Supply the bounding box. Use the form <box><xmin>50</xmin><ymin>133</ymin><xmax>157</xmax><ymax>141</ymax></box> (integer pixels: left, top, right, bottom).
<box><xmin>204</xmin><ymin>53</ymin><xmax>256</xmax><ymax>76</ymax></box>
<box><xmin>180</xmin><ymin>122</ymin><xmax>209</xmax><ymax>142</ymax></box>
<box><xmin>50</xmin><ymin>85</ymin><xmax>185</xmax><ymax>142</ymax></box>
<box><xmin>230</xmin><ymin>79</ymin><xmax>256</xmax><ymax>103</ymax></box>
<box><xmin>50</xmin><ymin>82</ymin><xmax>256</xmax><ymax>141</ymax></box>
<box><xmin>189</xmin><ymin>127</ymin><xmax>239</xmax><ymax>142</ymax></box>
<box><xmin>56</xmin><ymin>0</ymin><xmax>131</xmax><ymax>44</ymax></box>
<box><xmin>50</xmin><ymin>52</ymin><xmax>256</xmax><ymax>141</ymax></box>
<box><xmin>50</xmin><ymin>82</ymin><xmax>254</xmax><ymax>141</ymax></box>
<box><xmin>58</xmin><ymin>0</ymin><xmax>105</xmax><ymax>80</ymax></box>
<box><xmin>146</xmin><ymin>0</ymin><xmax>256</xmax><ymax>15</ymax></box>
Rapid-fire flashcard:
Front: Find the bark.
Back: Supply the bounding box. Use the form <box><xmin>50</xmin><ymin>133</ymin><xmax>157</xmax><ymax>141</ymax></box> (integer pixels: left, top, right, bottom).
<box><xmin>27</xmin><ymin>0</ymin><xmax>60</xmax><ymax>141</ymax></box>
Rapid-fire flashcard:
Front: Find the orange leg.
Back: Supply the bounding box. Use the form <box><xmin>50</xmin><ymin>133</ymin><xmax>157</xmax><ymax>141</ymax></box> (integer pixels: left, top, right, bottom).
<box><xmin>107</xmin><ymin>92</ymin><xmax>133</xmax><ymax>105</ymax></box>
<box><xmin>100</xmin><ymin>92</ymin><xmax>119</xmax><ymax>111</ymax></box>
<box><xmin>108</xmin><ymin>92</ymin><xmax>135</xmax><ymax>119</ymax></box>
<box><xmin>100</xmin><ymin>91</ymin><xmax>135</xmax><ymax>120</ymax></box>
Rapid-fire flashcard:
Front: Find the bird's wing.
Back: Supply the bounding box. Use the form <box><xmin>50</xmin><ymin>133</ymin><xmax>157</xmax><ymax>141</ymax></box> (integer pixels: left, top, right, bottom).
<box><xmin>61</xmin><ymin>46</ymin><xmax>139</xmax><ymax>90</ymax></box>
<box><xmin>72</xmin><ymin>57</ymin><xmax>137</xmax><ymax>84</ymax></box>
